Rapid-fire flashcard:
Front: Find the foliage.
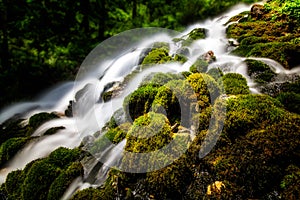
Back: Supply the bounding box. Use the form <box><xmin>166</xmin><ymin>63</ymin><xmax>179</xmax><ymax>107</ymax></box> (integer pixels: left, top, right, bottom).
<box><xmin>221</xmin><ymin>73</ymin><xmax>250</xmax><ymax>95</ymax></box>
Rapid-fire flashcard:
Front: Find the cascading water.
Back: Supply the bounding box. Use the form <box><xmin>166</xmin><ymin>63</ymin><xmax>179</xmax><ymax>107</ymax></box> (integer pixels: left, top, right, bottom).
<box><xmin>0</xmin><ymin>2</ymin><xmax>299</xmax><ymax>198</ymax></box>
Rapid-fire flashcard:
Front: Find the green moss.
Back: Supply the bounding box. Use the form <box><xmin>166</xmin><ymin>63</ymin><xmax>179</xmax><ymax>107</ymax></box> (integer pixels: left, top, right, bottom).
<box><xmin>276</xmin><ymin>92</ymin><xmax>300</xmax><ymax>114</ymax></box>
<box><xmin>44</xmin><ymin>126</ymin><xmax>65</xmax><ymax>135</ymax></box>
<box><xmin>190</xmin><ymin>58</ymin><xmax>209</xmax><ymax>73</ymax></box>
<box><xmin>47</xmin><ymin>147</ymin><xmax>82</xmax><ymax>169</ymax></box>
<box><xmin>21</xmin><ymin>160</ymin><xmax>61</xmax><ymax>200</ymax></box>
<box><xmin>174</xmin><ymin>54</ymin><xmax>188</xmax><ymax>63</ymax></box>
<box><xmin>223</xmin><ymin>94</ymin><xmax>285</xmax><ymax>139</ymax></box>
<box><xmin>141</xmin><ymin>47</ymin><xmax>172</xmax><ymax>65</ymax></box>
<box><xmin>280</xmin><ymin>165</ymin><xmax>300</xmax><ymax>199</ymax></box>
<box><xmin>187</xmin><ymin>73</ymin><xmax>221</xmax><ymax>105</ymax></box>
<box><xmin>122</xmin><ymin>112</ymin><xmax>173</xmax><ymax>172</ymax></box>
<box><xmin>207</xmin><ymin>67</ymin><xmax>223</xmax><ymax>81</ymax></box>
<box><xmin>141</xmin><ymin>72</ymin><xmax>183</xmax><ymax>86</ymax></box>
<box><xmin>123</xmin><ymin>84</ymin><xmax>160</xmax><ymax>121</ymax></box>
<box><xmin>70</xmin><ymin>188</ymin><xmax>103</xmax><ymax>200</ymax></box>
<box><xmin>226</xmin><ymin>3</ymin><xmax>300</xmax><ymax>69</ymax></box>
<box><xmin>221</xmin><ymin>73</ymin><xmax>250</xmax><ymax>95</ymax></box>
<box><xmin>152</xmin><ymin>79</ymin><xmax>196</xmax><ymax>124</ymax></box>
<box><xmin>28</xmin><ymin>112</ymin><xmax>59</xmax><ymax>130</ymax></box>
<box><xmin>5</xmin><ymin>170</ymin><xmax>25</xmax><ymax>200</ymax></box>
<box><xmin>47</xmin><ymin>162</ymin><xmax>84</xmax><ymax>200</ymax></box>
<box><xmin>0</xmin><ymin>137</ymin><xmax>31</xmax><ymax>166</ymax></box>
<box><xmin>245</xmin><ymin>59</ymin><xmax>276</xmax><ymax>84</ymax></box>
<box><xmin>125</xmin><ymin>112</ymin><xmax>172</xmax><ymax>153</ymax></box>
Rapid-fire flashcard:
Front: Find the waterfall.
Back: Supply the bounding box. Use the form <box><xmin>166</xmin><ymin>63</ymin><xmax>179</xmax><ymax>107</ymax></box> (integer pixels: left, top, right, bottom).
<box><xmin>0</xmin><ymin>2</ymin><xmax>299</xmax><ymax>198</ymax></box>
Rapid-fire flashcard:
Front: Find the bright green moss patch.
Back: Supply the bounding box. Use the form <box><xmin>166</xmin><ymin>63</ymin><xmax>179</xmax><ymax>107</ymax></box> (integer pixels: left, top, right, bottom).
<box><xmin>142</xmin><ymin>47</ymin><xmax>172</xmax><ymax>65</ymax></box>
<box><xmin>123</xmin><ymin>84</ymin><xmax>160</xmax><ymax>121</ymax></box>
<box><xmin>0</xmin><ymin>137</ymin><xmax>31</xmax><ymax>166</ymax></box>
<box><xmin>221</xmin><ymin>73</ymin><xmax>250</xmax><ymax>95</ymax></box>
<box><xmin>2</xmin><ymin>147</ymin><xmax>83</xmax><ymax>200</ymax></box>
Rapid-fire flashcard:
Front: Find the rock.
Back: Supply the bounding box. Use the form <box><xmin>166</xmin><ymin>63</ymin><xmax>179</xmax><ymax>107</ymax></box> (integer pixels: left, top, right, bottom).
<box><xmin>250</xmin><ymin>4</ymin><xmax>265</xmax><ymax>19</ymax></box>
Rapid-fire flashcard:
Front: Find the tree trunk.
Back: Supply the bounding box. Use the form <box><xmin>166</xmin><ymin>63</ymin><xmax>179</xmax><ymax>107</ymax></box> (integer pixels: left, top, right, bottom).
<box><xmin>1</xmin><ymin>0</ymin><xmax>10</xmax><ymax>71</ymax></box>
<box><xmin>97</xmin><ymin>0</ymin><xmax>107</xmax><ymax>41</ymax></box>
<box><xmin>81</xmin><ymin>0</ymin><xmax>90</xmax><ymax>32</ymax></box>
<box><xmin>132</xmin><ymin>0</ymin><xmax>137</xmax><ymax>21</ymax></box>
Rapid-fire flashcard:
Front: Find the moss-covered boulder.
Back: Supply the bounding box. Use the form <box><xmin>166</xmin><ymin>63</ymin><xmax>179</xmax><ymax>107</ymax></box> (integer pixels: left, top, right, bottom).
<box><xmin>2</xmin><ymin>147</ymin><xmax>83</xmax><ymax>200</ymax></box>
<box><xmin>47</xmin><ymin>162</ymin><xmax>84</xmax><ymax>200</ymax></box>
<box><xmin>123</xmin><ymin>84</ymin><xmax>160</xmax><ymax>121</ymax></box>
<box><xmin>223</xmin><ymin>94</ymin><xmax>285</xmax><ymax>139</ymax></box>
<box><xmin>0</xmin><ymin>137</ymin><xmax>31</xmax><ymax>166</ymax></box>
<box><xmin>276</xmin><ymin>92</ymin><xmax>300</xmax><ymax>115</ymax></box>
<box><xmin>221</xmin><ymin>73</ymin><xmax>250</xmax><ymax>95</ymax></box>
<box><xmin>152</xmin><ymin>79</ymin><xmax>197</xmax><ymax>125</ymax></box>
<box><xmin>226</xmin><ymin>0</ymin><xmax>300</xmax><ymax>69</ymax></box>
<box><xmin>141</xmin><ymin>47</ymin><xmax>172</xmax><ymax>65</ymax></box>
<box><xmin>245</xmin><ymin>59</ymin><xmax>276</xmax><ymax>84</ymax></box>
<box><xmin>122</xmin><ymin>112</ymin><xmax>173</xmax><ymax>172</ymax></box>
<box><xmin>187</xmin><ymin>73</ymin><xmax>221</xmax><ymax>106</ymax></box>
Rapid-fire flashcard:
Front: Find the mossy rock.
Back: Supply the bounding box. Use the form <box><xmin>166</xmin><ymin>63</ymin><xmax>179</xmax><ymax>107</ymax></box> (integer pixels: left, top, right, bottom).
<box><xmin>174</xmin><ymin>54</ymin><xmax>188</xmax><ymax>63</ymax></box>
<box><xmin>187</xmin><ymin>73</ymin><xmax>221</xmax><ymax>105</ymax></box>
<box><xmin>207</xmin><ymin>68</ymin><xmax>223</xmax><ymax>81</ymax></box>
<box><xmin>123</xmin><ymin>84</ymin><xmax>160</xmax><ymax>121</ymax></box>
<box><xmin>0</xmin><ymin>118</ymin><xmax>30</xmax><ymax>145</ymax></box>
<box><xmin>202</xmin><ymin>107</ymin><xmax>300</xmax><ymax>198</ymax></box>
<box><xmin>182</xmin><ymin>28</ymin><xmax>208</xmax><ymax>46</ymax></box>
<box><xmin>190</xmin><ymin>58</ymin><xmax>209</xmax><ymax>73</ymax></box>
<box><xmin>226</xmin><ymin>4</ymin><xmax>300</xmax><ymax>69</ymax></box>
<box><xmin>141</xmin><ymin>47</ymin><xmax>172</xmax><ymax>65</ymax></box>
<box><xmin>223</xmin><ymin>94</ymin><xmax>285</xmax><ymax>139</ymax></box>
<box><xmin>47</xmin><ymin>147</ymin><xmax>83</xmax><ymax>169</ymax></box>
<box><xmin>0</xmin><ymin>137</ymin><xmax>31</xmax><ymax>166</ymax></box>
<box><xmin>276</xmin><ymin>92</ymin><xmax>300</xmax><ymax>114</ymax></box>
<box><xmin>4</xmin><ymin>169</ymin><xmax>25</xmax><ymax>200</ymax></box>
<box><xmin>47</xmin><ymin>162</ymin><xmax>84</xmax><ymax>200</ymax></box>
<box><xmin>70</xmin><ymin>188</ymin><xmax>104</xmax><ymax>200</ymax></box>
<box><xmin>245</xmin><ymin>59</ymin><xmax>276</xmax><ymax>84</ymax></box>
<box><xmin>152</xmin><ymin>79</ymin><xmax>197</xmax><ymax>125</ymax></box>
<box><xmin>28</xmin><ymin>112</ymin><xmax>59</xmax><ymax>130</ymax></box>
<box><xmin>280</xmin><ymin>165</ymin><xmax>300</xmax><ymax>199</ymax></box>
<box><xmin>21</xmin><ymin>159</ymin><xmax>62</xmax><ymax>200</ymax></box>
<box><xmin>220</xmin><ymin>73</ymin><xmax>250</xmax><ymax>95</ymax></box>
<box><xmin>141</xmin><ymin>72</ymin><xmax>184</xmax><ymax>87</ymax></box>
<box><xmin>122</xmin><ymin>112</ymin><xmax>173</xmax><ymax>172</ymax></box>
<box><xmin>3</xmin><ymin>147</ymin><xmax>83</xmax><ymax>200</ymax></box>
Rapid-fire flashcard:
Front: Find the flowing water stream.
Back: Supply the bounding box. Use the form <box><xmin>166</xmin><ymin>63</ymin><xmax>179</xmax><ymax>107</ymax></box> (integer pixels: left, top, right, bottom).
<box><xmin>0</xmin><ymin>2</ymin><xmax>299</xmax><ymax>198</ymax></box>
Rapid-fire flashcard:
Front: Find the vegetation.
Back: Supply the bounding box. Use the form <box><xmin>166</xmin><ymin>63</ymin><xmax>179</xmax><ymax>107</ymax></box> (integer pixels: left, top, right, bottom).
<box><xmin>2</xmin><ymin>0</ymin><xmax>300</xmax><ymax>200</ymax></box>
<box><xmin>221</xmin><ymin>73</ymin><xmax>250</xmax><ymax>95</ymax></box>
<box><xmin>226</xmin><ymin>0</ymin><xmax>300</xmax><ymax>69</ymax></box>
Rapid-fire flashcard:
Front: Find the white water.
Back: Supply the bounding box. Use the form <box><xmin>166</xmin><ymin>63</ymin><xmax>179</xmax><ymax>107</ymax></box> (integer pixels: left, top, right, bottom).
<box><xmin>0</xmin><ymin>2</ymin><xmax>299</xmax><ymax>198</ymax></box>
